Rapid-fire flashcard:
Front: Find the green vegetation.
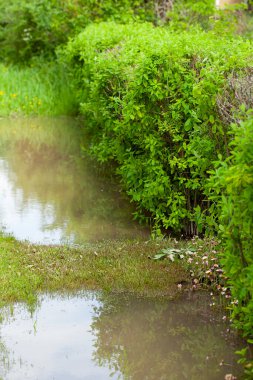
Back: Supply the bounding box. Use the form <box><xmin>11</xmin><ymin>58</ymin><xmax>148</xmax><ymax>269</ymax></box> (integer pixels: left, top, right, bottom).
<box><xmin>210</xmin><ymin>118</ymin><xmax>253</xmax><ymax>376</ymax></box>
<box><xmin>0</xmin><ymin>0</ymin><xmax>253</xmax><ymax>376</ymax></box>
<box><xmin>0</xmin><ymin>0</ymin><xmax>252</xmax><ymax>64</ymax></box>
<box><xmin>65</xmin><ymin>22</ymin><xmax>252</xmax><ymax>236</ymax></box>
<box><xmin>0</xmin><ymin>0</ymin><xmax>155</xmax><ymax>63</ymax></box>
<box><xmin>0</xmin><ymin>62</ymin><xmax>77</xmax><ymax>116</ymax></box>
<box><xmin>0</xmin><ymin>234</ymin><xmax>191</xmax><ymax>307</ymax></box>
<box><xmin>0</xmin><ymin>232</ymin><xmax>230</xmax><ymax>311</ymax></box>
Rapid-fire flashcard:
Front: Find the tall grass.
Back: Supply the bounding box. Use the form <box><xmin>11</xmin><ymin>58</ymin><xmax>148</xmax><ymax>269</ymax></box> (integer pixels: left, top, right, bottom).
<box><xmin>0</xmin><ymin>61</ymin><xmax>78</xmax><ymax>116</ymax></box>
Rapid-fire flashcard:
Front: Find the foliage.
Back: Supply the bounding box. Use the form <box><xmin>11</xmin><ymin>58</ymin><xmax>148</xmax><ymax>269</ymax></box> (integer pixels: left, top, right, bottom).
<box><xmin>0</xmin><ymin>0</ymin><xmax>252</xmax><ymax>64</ymax></box>
<box><xmin>0</xmin><ymin>0</ymin><xmax>70</xmax><ymax>63</ymax></box>
<box><xmin>0</xmin><ymin>0</ymin><xmax>155</xmax><ymax>63</ymax></box>
<box><xmin>152</xmin><ymin>236</ymin><xmax>234</xmax><ymax>301</ymax></box>
<box><xmin>166</xmin><ymin>0</ymin><xmax>253</xmax><ymax>38</ymax></box>
<box><xmin>209</xmin><ymin>117</ymin><xmax>253</xmax><ymax>378</ymax></box>
<box><xmin>167</xmin><ymin>0</ymin><xmax>215</xmax><ymax>30</ymax></box>
<box><xmin>65</xmin><ymin>22</ymin><xmax>253</xmax><ymax>235</ymax></box>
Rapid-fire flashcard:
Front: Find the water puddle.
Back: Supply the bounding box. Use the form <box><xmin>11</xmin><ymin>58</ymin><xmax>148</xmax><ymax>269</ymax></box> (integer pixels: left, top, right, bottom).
<box><xmin>0</xmin><ymin>117</ymin><xmax>148</xmax><ymax>244</ymax></box>
<box><xmin>0</xmin><ymin>292</ymin><xmax>242</xmax><ymax>380</ymax></box>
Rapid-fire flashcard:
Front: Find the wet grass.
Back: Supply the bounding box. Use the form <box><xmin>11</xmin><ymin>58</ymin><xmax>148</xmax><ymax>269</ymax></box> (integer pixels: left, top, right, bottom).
<box><xmin>0</xmin><ymin>233</ymin><xmax>225</xmax><ymax>308</ymax></box>
<box><xmin>0</xmin><ymin>234</ymin><xmax>189</xmax><ymax>307</ymax></box>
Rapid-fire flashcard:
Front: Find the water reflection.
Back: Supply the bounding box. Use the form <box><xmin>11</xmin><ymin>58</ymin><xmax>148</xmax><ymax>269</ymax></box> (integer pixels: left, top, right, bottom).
<box><xmin>0</xmin><ymin>117</ymin><xmax>148</xmax><ymax>244</ymax></box>
<box><xmin>92</xmin><ymin>292</ymin><xmax>242</xmax><ymax>380</ymax></box>
<box><xmin>0</xmin><ymin>293</ymin><xmax>242</xmax><ymax>380</ymax></box>
<box><xmin>0</xmin><ymin>293</ymin><xmax>118</xmax><ymax>380</ymax></box>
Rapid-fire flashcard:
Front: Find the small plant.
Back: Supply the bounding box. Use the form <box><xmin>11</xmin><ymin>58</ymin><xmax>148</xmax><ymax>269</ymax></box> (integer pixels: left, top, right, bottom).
<box><xmin>152</xmin><ymin>237</ymin><xmax>231</xmax><ymax>295</ymax></box>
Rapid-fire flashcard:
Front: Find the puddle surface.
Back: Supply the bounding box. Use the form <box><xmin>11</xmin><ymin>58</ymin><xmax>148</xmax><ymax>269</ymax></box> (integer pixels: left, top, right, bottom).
<box><xmin>0</xmin><ymin>117</ymin><xmax>148</xmax><ymax>244</ymax></box>
<box><xmin>0</xmin><ymin>292</ymin><xmax>242</xmax><ymax>380</ymax></box>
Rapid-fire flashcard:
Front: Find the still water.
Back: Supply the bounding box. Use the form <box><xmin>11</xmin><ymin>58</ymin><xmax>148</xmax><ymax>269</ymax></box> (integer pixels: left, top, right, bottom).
<box><xmin>0</xmin><ymin>292</ymin><xmax>242</xmax><ymax>380</ymax></box>
<box><xmin>0</xmin><ymin>117</ymin><xmax>148</xmax><ymax>244</ymax></box>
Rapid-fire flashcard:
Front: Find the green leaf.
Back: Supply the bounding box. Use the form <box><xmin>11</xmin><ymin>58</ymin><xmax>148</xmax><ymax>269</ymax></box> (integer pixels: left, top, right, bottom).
<box><xmin>152</xmin><ymin>253</ymin><xmax>168</xmax><ymax>261</ymax></box>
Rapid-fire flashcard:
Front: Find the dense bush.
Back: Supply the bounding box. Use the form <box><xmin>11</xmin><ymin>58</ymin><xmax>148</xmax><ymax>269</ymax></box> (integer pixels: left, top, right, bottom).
<box><xmin>65</xmin><ymin>22</ymin><xmax>252</xmax><ymax>235</ymax></box>
<box><xmin>0</xmin><ymin>0</ymin><xmax>70</xmax><ymax>62</ymax></box>
<box><xmin>0</xmin><ymin>0</ymin><xmax>155</xmax><ymax>63</ymax></box>
<box><xmin>210</xmin><ymin>118</ymin><xmax>253</xmax><ymax>378</ymax></box>
<box><xmin>1</xmin><ymin>0</ymin><xmax>252</xmax><ymax>63</ymax></box>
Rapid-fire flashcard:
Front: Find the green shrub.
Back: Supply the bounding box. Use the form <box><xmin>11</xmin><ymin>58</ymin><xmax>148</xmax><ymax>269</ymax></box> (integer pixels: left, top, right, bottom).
<box><xmin>1</xmin><ymin>0</ymin><xmax>251</xmax><ymax>64</ymax></box>
<box><xmin>157</xmin><ymin>0</ymin><xmax>251</xmax><ymax>37</ymax></box>
<box><xmin>65</xmin><ymin>22</ymin><xmax>252</xmax><ymax>235</ymax></box>
<box><xmin>209</xmin><ymin>117</ymin><xmax>253</xmax><ymax>378</ymax></box>
<box><xmin>167</xmin><ymin>0</ymin><xmax>215</xmax><ymax>30</ymax></box>
<box><xmin>0</xmin><ymin>0</ymin><xmax>70</xmax><ymax>62</ymax></box>
<box><xmin>0</xmin><ymin>0</ymin><xmax>156</xmax><ymax>63</ymax></box>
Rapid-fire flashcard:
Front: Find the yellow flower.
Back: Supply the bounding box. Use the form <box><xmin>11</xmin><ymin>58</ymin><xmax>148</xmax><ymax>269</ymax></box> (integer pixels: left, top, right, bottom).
<box><xmin>0</xmin><ymin>91</ymin><xmax>5</xmax><ymax>96</ymax></box>
<box><xmin>10</xmin><ymin>93</ymin><xmax>17</xmax><ymax>98</ymax></box>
